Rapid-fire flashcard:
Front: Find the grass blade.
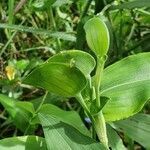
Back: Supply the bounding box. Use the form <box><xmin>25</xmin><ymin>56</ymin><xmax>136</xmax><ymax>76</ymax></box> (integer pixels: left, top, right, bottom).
<box><xmin>0</xmin><ymin>23</ymin><xmax>76</xmax><ymax>42</ymax></box>
<box><xmin>110</xmin><ymin>0</ymin><xmax>150</xmax><ymax>10</ymax></box>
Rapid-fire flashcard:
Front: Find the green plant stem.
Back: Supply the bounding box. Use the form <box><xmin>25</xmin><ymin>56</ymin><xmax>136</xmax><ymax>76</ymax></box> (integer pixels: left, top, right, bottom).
<box><xmin>36</xmin><ymin>91</ymin><xmax>48</xmax><ymax>113</ymax></box>
<box><xmin>94</xmin><ymin>57</ymin><xmax>105</xmax><ymax>107</ymax></box>
<box><xmin>49</xmin><ymin>7</ymin><xmax>61</xmax><ymax>51</ymax></box>
<box><xmin>94</xmin><ymin>57</ymin><xmax>109</xmax><ymax>149</ymax></box>
<box><xmin>7</xmin><ymin>0</ymin><xmax>17</xmax><ymax>58</ymax></box>
<box><xmin>8</xmin><ymin>0</ymin><xmax>15</xmax><ymax>25</ymax></box>
<box><xmin>81</xmin><ymin>0</ymin><xmax>93</xmax><ymax>19</ymax></box>
<box><xmin>20</xmin><ymin>46</ymin><xmax>56</xmax><ymax>54</ymax></box>
<box><xmin>24</xmin><ymin>91</ymin><xmax>48</xmax><ymax>135</ymax></box>
<box><xmin>94</xmin><ymin>112</ymin><xmax>109</xmax><ymax>149</ymax></box>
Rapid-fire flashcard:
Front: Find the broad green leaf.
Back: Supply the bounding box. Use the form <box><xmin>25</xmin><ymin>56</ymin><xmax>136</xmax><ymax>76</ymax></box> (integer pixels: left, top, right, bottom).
<box><xmin>47</xmin><ymin>50</ymin><xmax>96</xmax><ymax>77</ymax></box>
<box><xmin>110</xmin><ymin>0</ymin><xmax>150</xmax><ymax>10</ymax></box>
<box><xmin>39</xmin><ymin>113</ymin><xmax>105</xmax><ymax>150</ymax></box>
<box><xmin>101</xmin><ymin>53</ymin><xmax>150</xmax><ymax>121</ymax></box>
<box><xmin>0</xmin><ymin>23</ymin><xmax>76</xmax><ymax>42</ymax></box>
<box><xmin>23</xmin><ymin>62</ymin><xmax>87</xmax><ymax>97</ymax></box>
<box><xmin>0</xmin><ymin>94</ymin><xmax>34</xmax><ymax>132</ymax></box>
<box><xmin>107</xmin><ymin>125</ymin><xmax>126</xmax><ymax>150</ymax></box>
<box><xmin>0</xmin><ymin>136</ymin><xmax>47</xmax><ymax>150</ymax></box>
<box><xmin>32</xmin><ymin>104</ymin><xmax>90</xmax><ymax>136</ymax></box>
<box><xmin>84</xmin><ymin>16</ymin><xmax>110</xmax><ymax>58</ymax></box>
<box><xmin>114</xmin><ymin>113</ymin><xmax>150</xmax><ymax>149</ymax></box>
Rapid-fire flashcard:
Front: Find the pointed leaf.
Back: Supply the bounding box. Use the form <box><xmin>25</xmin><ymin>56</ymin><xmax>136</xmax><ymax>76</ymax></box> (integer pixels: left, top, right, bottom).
<box><xmin>0</xmin><ymin>136</ymin><xmax>47</xmax><ymax>150</ymax></box>
<box><xmin>39</xmin><ymin>113</ymin><xmax>105</xmax><ymax>150</ymax></box>
<box><xmin>101</xmin><ymin>53</ymin><xmax>150</xmax><ymax>121</ymax></box>
<box><xmin>32</xmin><ymin>104</ymin><xmax>90</xmax><ymax>136</ymax></box>
<box><xmin>114</xmin><ymin>113</ymin><xmax>150</xmax><ymax>149</ymax></box>
<box><xmin>90</xmin><ymin>96</ymin><xmax>110</xmax><ymax>115</ymax></box>
<box><xmin>107</xmin><ymin>125</ymin><xmax>126</xmax><ymax>150</ymax></box>
<box><xmin>23</xmin><ymin>62</ymin><xmax>87</xmax><ymax>97</ymax></box>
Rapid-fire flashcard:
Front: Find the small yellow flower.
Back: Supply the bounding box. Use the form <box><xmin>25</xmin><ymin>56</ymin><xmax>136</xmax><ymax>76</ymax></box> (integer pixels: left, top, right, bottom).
<box><xmin>5</xmin><ymin>66</ymin><xmax>16</xmax><ymax>80</ymax></box>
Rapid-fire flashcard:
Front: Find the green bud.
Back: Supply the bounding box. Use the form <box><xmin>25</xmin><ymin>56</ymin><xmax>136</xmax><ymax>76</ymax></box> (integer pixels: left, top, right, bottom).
<box><xmin>84</xmin><ymin>16</ymin><xmax>110</xmax><ymax>58</ymax></box>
